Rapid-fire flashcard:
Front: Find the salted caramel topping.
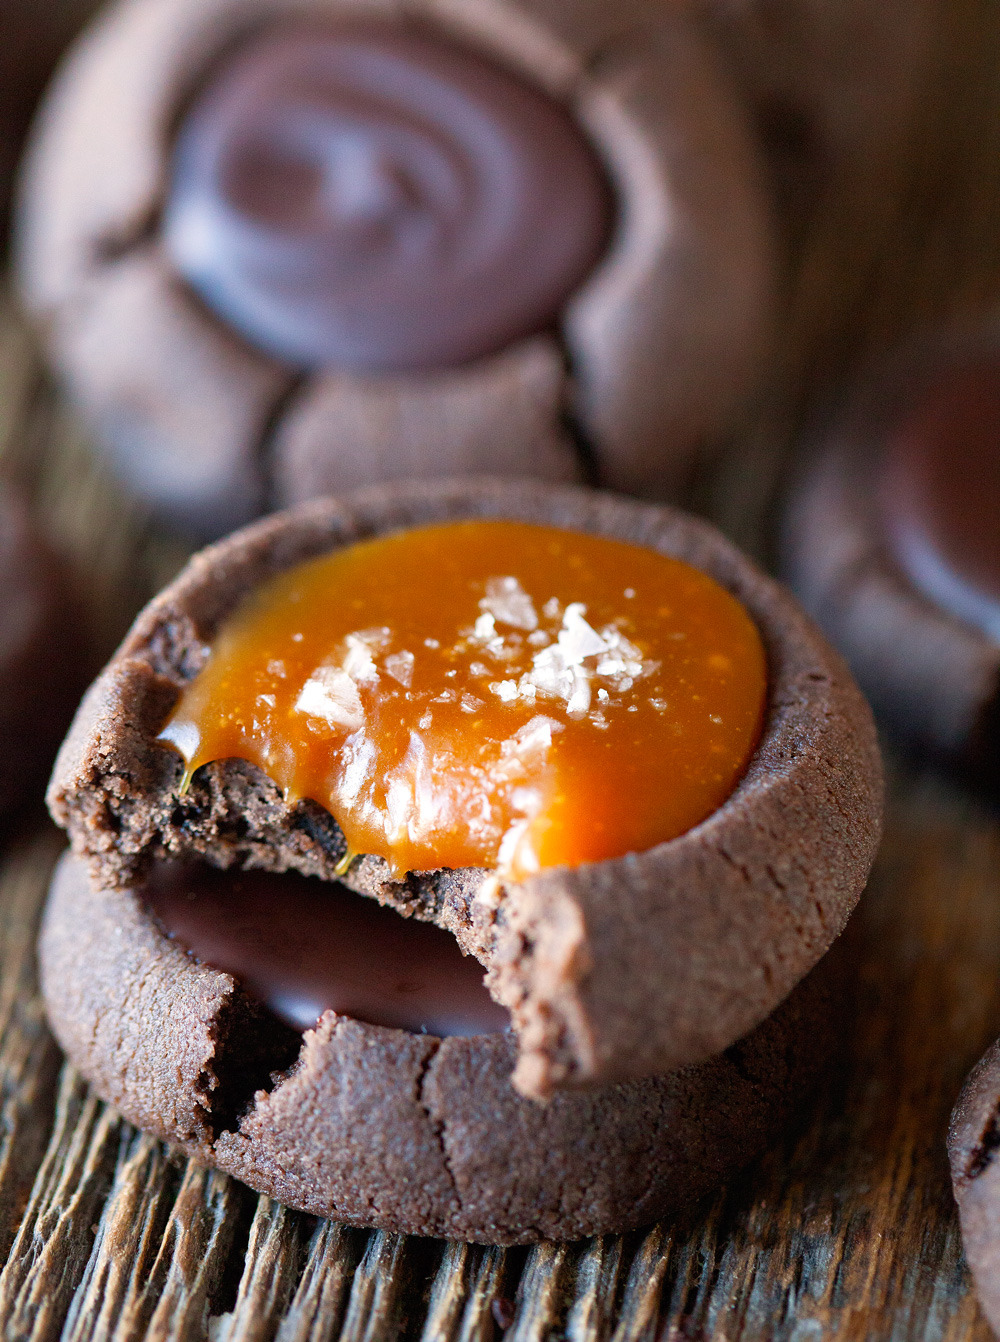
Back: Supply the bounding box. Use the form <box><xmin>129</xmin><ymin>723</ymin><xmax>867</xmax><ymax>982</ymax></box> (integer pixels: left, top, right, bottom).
<box><xmin>159</xmin><ymin>521</ymin><xmax>767</xmax><ymax>878</ymax></box>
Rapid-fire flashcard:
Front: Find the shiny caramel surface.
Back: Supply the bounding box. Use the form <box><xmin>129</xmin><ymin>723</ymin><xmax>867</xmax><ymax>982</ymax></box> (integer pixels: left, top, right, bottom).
<box><xmin>159</xmin><ymin>521</ymin><xmax>767</xmax><ymax>878</ymax></box>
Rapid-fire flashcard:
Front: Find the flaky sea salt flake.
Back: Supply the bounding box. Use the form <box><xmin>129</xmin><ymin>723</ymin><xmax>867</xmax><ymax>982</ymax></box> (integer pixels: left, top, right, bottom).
<box><xmin>481</xmin><ymin>576</ymin><xmax>538</xmax><ymax>631</ymax></box>
<box><xmin>557</xmin><ymin>604</ymin><xmax>608</xmax><ymax>665</ymax></box>
<box><xmin>294</xmin><ymin>667</ymin><xmax>364</xmax><ymax>732</ymax></box>
<box><xmin>384</xmin><ymin>650</ymin><xmax>415</xmax><ymax>687</ymax></box>
<box><xmin>341</xmin><ymin>631</ymin><xmax>387</xmax><ymax>686</ymax></box>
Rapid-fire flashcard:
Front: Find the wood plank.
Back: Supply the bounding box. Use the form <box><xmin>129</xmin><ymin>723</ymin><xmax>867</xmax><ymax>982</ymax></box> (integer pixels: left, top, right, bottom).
<box><xmin>61</xmin><ymin>1138</ymin><xmax>245</xmax><ymax>1342</ymax></box>
<box><xmin>211</xmin><ymin>1199</ymin><xmax>308</xmax><ymax>1342</ymax></box>
<box><xmin>275</xmin><ymin>1220</ymin><xmax>362</xmax><ymax>1342</ymax></box>
<box><xmin>142</xmin><ymin>1165</ymin><xmax>249</xmax><ymax>1342</ymax></box>
<box><xmin>0</xmin><ymin>1068</ymin><xmax>125</xmax><ymax>1340</ymax></box>
<box><xmin>421</xmin><ymin>1243</ymin><xmax>518</xmax><ymax>1342</ymax></box>
<box><xmin>337</xmin><ymin>1231</ymin><xmax>428</xmax><ymax>1342</ymax></box>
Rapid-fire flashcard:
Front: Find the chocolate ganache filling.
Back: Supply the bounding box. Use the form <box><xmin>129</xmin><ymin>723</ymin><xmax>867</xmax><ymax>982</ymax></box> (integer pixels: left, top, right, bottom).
<box><xmin>144</xmin><ymin>863</ymin><xmax>510</xmax><ymax>1037</ymax></box>
<box><xmin>163</xmin><ymin>20</ymin><xmax>612</xmax><ymax>373</ymax></box>
<box><xmin>878</xmin><ymin>357</ymin><xmax>1000</xmax><ymax>642</ymax></box>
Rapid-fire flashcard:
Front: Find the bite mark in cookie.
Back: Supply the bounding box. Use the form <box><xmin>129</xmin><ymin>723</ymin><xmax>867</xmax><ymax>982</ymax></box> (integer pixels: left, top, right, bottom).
<box><xmin>18</xmin><ymin>0</ymin><xmax>776</xmax><ymax>534</ymax></box>
<box><xmin>48</xmin><ymin>479</ymin><xmax>882</xmax><ymax>1098</ymax></box>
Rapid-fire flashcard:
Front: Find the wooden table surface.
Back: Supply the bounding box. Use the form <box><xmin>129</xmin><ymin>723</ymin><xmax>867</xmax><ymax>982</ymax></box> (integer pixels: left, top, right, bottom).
<box><xmin>5</xmin><ymin>0</ymin><xmax>1000</xmax><ymax>1335</ymax></box>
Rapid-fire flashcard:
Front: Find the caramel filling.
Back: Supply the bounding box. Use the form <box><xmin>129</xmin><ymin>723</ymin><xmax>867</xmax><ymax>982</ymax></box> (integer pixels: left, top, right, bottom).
<box><xmin>159</xmin><ymin>520</ymin><xmax>767</xmax><ymax>878</ymax></box>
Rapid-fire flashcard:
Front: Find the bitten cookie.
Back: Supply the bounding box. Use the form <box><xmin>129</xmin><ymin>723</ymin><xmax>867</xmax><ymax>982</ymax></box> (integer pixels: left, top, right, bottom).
<box><xmin>0</xmin><ymin>488</ymin><xmax>83</xmax><ymax>814</ymax></box>
<box><xmin>40</xmin><ymin>851</ymin><xmax>848</xmax><ymax>1244</ymax></box>
<box><xmin>17</xmin><ymin>0</ymin><xmax>776</xmax><ymax>537</ymax></box>
<box><xmin>949</xmin><ymin>1042</ymin><xmax>1000</xmax><ymax>1337</ymax></box>
<box><xmin>48</xmin><ymin>477</ymin><xmax>882</xmax><ymax>1099</ymax></box>
<box><xmin>782</xmin><ymin>336</ymin><xmax>1000</xmax><ymax>775</ymax></box>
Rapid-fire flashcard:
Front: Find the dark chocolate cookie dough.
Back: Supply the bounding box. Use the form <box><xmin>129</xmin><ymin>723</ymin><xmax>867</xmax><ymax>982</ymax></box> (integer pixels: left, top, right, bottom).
<box><xmin>48</xmin><ymin>478</ymin><xmax>882</xmax><ymax>1099</ymax></box>
<box><xmin>41</xmin><ymin>850</ymin><xmax>847</xmax><ymax>1244</ymax></box>
<box><xmin>17</xmin><ymin>0</ymin><xmax>776</xmax><ymax>536</ymax></box>
<box><xmin>781</xmin><ymin>337</ymin><xmax>1000</xmax><ymax>775</ymax></box>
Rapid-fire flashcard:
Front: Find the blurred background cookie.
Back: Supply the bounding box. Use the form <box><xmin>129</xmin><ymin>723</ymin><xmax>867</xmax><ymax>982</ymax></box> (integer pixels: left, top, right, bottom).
<box><xmin>781</xmin><ymin>333</ymin><xmax>1000</xmax><ymax>778</ymax></box>
<box><xmin>0</xmin><ymin>486</ymin><xmax>85</xmax><ymax>816</ymax></box>
<box><xmin>949</xmin><ymin>1040</ymin><xmax>1000</xmax><ymax>1339</ymax></box>
<box><xmin>16</xmin><ymin>0</ymin><xmax>779</xmax><ymax>537</ymax></box>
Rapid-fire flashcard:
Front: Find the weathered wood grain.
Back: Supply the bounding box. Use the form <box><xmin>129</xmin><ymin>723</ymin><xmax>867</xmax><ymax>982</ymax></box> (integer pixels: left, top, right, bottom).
<box><xmin>337</xmin><ymin>1230</ymin><xmax>432</xmax><ymax>1342</ymax></box>
<box><xmin>212</xmin><ymin>1199</ymin><xmax>309</xmax><ymax>1342</ymax></box>
<box><xmin>276</xmin><ymin>1220</ymin><xmax>362</xmax><ymax>1342</ymax></box>
<box><xmin>141</xmin><ymin>1165</ymin><xmax>248</xmax><ymax>1341</ymax></box>
<box><xmin>421</xmin><ymin>1244</ymin><xmax>516</xmax><ymax>1342</ymax></box>
<box><xmin>0</xmin><ymin>1067</ymin><xmax>123</xmax><ymax>1340</ymax></box>
<box><xmin>2</xmin><ymin>0</ymin><xmax>1000</xmax><ymax>1333</ymax></box>
<box><xmin>507</xmin><ymin>1245</ymin><xmax>571</xmax><ymax>1342</ymax></box>
<box><xmin>0</xmin><ymin>830</ymin><xmax>63</xmax><ymax>1270</ymax></box>
<box><xmin>564</xmin><ymin>1236</ymin><xmax>627</xmax><ymax>1342</ymax></box>
<box><xmin>62</xmin><ymin>1137</ymin><xmax>244</xmax><ymax>1342</ymax></box>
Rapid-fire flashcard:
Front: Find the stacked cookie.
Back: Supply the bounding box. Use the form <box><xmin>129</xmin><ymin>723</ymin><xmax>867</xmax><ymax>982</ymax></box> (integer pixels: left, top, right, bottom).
<box><xmin>43</xmin><ymin>480</ymin><xmax>881</xmax><ymax>1242</ymax></box>
<box><xmin>12</xmin><ymin>0</ymin><xmax>901</xmax><ymax>1251</ymax></box>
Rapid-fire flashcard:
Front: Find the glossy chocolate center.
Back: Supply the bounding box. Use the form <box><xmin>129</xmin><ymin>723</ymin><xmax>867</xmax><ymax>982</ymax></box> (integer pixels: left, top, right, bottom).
<box><xmin>163</xmin><ymin>21</ymin><xmax>612</xmax><ymax>372</ymax></box>
<box><xmin>879</xmin><ymin>358</ymin><xmax>1000</xmax><ymax>639</ymax></box>
<box><xmin>143</xmin><ymin>862</ymin><xmax>510</xmax><ymax>1037</ymax></box>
